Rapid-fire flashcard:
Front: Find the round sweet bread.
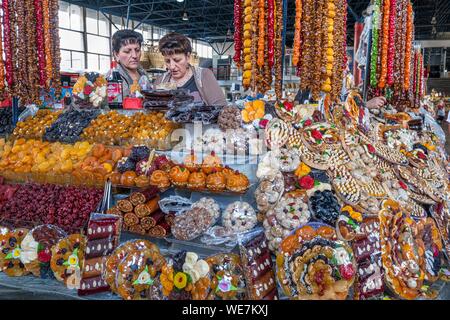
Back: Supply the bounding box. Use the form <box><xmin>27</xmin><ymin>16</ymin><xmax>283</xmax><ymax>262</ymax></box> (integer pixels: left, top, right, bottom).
<box><xmin>0</xmin><ymin>228</ymin><xmax>30</xmax><ymax>277</ymax></box>
<box><xmin>115</xmin><ymin>248</ymin><xmax>166</xmax><ymax>300</ymax></box>
<box><xmin>50</xmin><ymin>234</ymin><xmax>86</xmax><ymax>288</ymax></box>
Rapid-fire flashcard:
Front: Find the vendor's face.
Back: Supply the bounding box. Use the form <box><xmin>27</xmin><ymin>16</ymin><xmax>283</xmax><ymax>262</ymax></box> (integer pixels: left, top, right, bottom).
<box><xmin>164</xmin><ymin>53</ymin><xmax>190</xmax><ymax>80</ymax></box>
<box><xmin>114</xmin><ymin>42</ymin><xmax>141</xmax><ymax>71</ymax></box>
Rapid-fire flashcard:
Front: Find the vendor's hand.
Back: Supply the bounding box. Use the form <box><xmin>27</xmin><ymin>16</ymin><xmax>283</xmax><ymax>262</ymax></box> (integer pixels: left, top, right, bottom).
<box><xmin>366</xmin><ymin>96</ymin><xmax>387</xmax><ymax>109</ymax></box>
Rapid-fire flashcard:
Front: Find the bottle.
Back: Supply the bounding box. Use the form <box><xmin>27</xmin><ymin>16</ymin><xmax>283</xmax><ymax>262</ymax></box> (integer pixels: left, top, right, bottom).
<box><xmin>107</xmin><ymin>61</ymin><xmax>123</xmax><ymax>109</ymax></box>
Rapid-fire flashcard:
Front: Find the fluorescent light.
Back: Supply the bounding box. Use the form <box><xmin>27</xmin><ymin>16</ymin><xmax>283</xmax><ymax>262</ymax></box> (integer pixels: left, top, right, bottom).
<box><xmin>182</xmin><ymin>11</ymin><xmax>188</xmax><ymax>21</ymax></box>
<box><xmin>177</xmin><ymin>0</ymin><xmax>184</xmax><ymax>3</ymax></box>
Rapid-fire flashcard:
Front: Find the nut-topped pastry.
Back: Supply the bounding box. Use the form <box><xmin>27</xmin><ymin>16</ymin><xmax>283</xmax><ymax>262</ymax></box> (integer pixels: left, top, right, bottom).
<box><xmin>206</xmin><ymin>171</ymin><xmax>226</xmax><ymax>191</ymax></box>
<box><xmin>150</xmin><ymin>170</ymin><xmax>171</xmax><ymax>189</ymax></box>
<box><xmin>184</xmin><ymin>150</ymin><xmax>199</xmax><ymax>172</ymax></box>
<box><xmin>226</xmin><ymin>171</ymin><xmax>250</xmax><ymax>193</ymax></box>
<box><xmin>202</xmin><ymin>151</ymin><xmax>222</xmax><ymax>175</ymax></box>
<box><xmin>169</xmin><ymin>165</ymin><xmax>190</xmax><ymax>187</ymax></box>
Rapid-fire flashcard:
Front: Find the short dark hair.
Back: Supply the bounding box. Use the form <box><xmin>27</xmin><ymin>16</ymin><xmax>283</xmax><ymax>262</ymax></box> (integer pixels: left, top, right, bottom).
<box><xmin>112</xmin><ymin>29</ymin><xmax>143</xmax><ymax>53</ymax></box>
<box><xmin>158</xmin><ymin>32</ymin><xmax>192</xmax><ymax>56</ymax></box>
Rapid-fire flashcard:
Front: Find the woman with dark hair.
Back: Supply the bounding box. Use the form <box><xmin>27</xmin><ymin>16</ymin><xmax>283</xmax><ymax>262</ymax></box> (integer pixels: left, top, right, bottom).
<box><xmin>155</xmin><ymin>32</ymin><xmax>227</xmax><ymax>106</ymax></box>
<box><xmin>109</xmin><ymin>29</ymin><xmax>149</xmax><ymax>97</ymax></box>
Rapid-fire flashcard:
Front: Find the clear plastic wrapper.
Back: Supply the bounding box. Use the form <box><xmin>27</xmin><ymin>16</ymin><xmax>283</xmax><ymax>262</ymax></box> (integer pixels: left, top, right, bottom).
<box><xmin>115</xmin><ymin>246</ymin><xmax>167</xmax><ymax>300</ymax></box>
<box><xmin>158</xmin><ymin>196</ymin><xmax>193</xmax><ymax>214</ymax></box>
<box><xmin>104</xmin><ymin>239</ymin><xmax>159</xmax><ymax>294</ymax></box>
<box><xmin>17</xmin><ymin>104</ymin><xmax>39</xmax><ymax>122</ymax></box>
<box><xmin>21</xmin><ymin>224</ymin><xmax>67</xmax><ymax>278</ymax></box>
<box><xmin>255</xmin><ymin>171</ymin><xmax>285</xmax><ymax>214</ymax></box>
<box><xmin>0</xmin><ymin>228</ymin><xmax>30</xmax><ymax>277</ymax></box>
<box><xmin>78</xmin><ymin>213</ymin><xmax>122</xmax><ymax>295</ymax></box>
<box><xmin>205</xmin><ymin>253</ymin><xmax>247</xmax><ymax>300</ymax></box>
<box><xmin>160</xmin><ymin>251</ymin><xmax>211</xmax><ymax>300</ymax></box>
<box><xmin>276</xmin><ymin>223</ymin><xmax>356</xmax><ymax>300</ymax></box>
<box><xmin>165</xmin><ymin>103</ymin><xmax>221</xmax><ymax>124</ymax></box>
<box><xmin>50</xmin><ymin>234</ymin><xmax>87</xmax><ymax>290</ymax></box>
<box><xmin>171</xmin><ymin>207</ymin><xmax>216</xmax><ymax>241</ymax></box>
<box><xmin>238</xmin><ymin>228</ymin><xmax>279</xmax><ymax>300</ymax></box>
<box><xmin>379</xmin><ymin>200</ymin><xmax>425</xmax><ymax>300</ymax></box>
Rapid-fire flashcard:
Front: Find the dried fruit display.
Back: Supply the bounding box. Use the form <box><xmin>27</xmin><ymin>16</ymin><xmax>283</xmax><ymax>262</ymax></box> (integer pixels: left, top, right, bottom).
<box><xmin>12</xmin><ymin>109</ymin><xmax>62</xmax><ymax>139</ymax></box>
<box><xmin>0</xmin><ymin>183</ymin><xmax>103</xmax><ymax>233</ymax></box>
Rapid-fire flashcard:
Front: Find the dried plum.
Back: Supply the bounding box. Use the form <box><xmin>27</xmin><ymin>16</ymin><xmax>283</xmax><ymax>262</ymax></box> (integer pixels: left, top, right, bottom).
<box><xmin>129</xmin><ymin>145</ymin><xmax>150</xmax><ymax>162</ymax></box>
<box><xmin>310</xmin><ymin>190</ymin><xmax>341</xmax><ymax>225</ymax></box>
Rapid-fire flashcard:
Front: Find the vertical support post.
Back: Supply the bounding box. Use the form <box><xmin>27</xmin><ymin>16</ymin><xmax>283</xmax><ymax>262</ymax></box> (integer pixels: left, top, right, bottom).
<box><xmin>12</xmin><ymin>97</ymin><xmax>19</xmax><ymax>126</ymax></box>
<box><xmin>126</xmin><ymin>0</ymin><xmax>132</xmax><ymax>28</ymax></box>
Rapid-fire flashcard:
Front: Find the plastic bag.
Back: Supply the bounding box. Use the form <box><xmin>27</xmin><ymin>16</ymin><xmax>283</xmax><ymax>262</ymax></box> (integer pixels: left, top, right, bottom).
<box><xmin>237</xmin><ymin>228</ymin><xmax>279</xmax><ymax>300</ymax></box>
<box><xmin>158</xmin><ymin>196</ymin><xmax>192</xmax><ymax>214</ymax></box>
<box><xmin>18</xmin><ymin>104</ymin><xmax>39</xmax><ymax>122</ymax></box>
<box><xmin>104</xmin><ymin>239</ymin><xmax>159</xmax><ymax>294</ymax></box>
<box><xmin>255</xmin><ymin>171</ymin><xmax>285</xmax><ymax>214</ymax></box>
<box><xmin>115</xmin><ymin>245</ymin><xmax>167</xmax><ymax>300</ymax></box>
<box><xmin>50</xmin><ymin>234</ymin><xmax>87</xmax><ymax>290</ymax></box>
<box><xmin>21</xmin><ymin>224</ymin><xmax>67</xmax><ymax>278</ymax></box>
<box><xmin>160</xmin><ymin>251</ymin><xmax>211</xmax><ymax>300</ymax></box>
<box><xmin>78</xmin><ymin>213</ymin><xmax>122</xmax><ymax>296</ymax></box>
<box><xmin>205</xmin><ymin>253</ymin><xmax>247</xmax><ymax>300</ymax></box>
<box><xmin>0</xmin><ymin>228</ymin><xmax>30</xmax><ymax>277</ymax></box>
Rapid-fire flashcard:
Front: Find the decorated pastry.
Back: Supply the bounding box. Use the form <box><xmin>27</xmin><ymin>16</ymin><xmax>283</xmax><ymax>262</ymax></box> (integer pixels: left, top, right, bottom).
<box><xmin>202</xmin><ymin>151</ymin><xmax>222</xmax><ymax>175</ymax></box>
<box><xmin>21</xmin><ymin>225</ymin><xmax>67</xmax><ymax>277</ymax></box>
<box><xmin>169</xmin><ymin>165</ymin><xmax>190</xmax><ymax>187</ymax></box>
<box><xmin>187</xmin><ymin>170</ymin><xmax>207</xmax><ymax>190</ymax></box>
<box><xmin>116</xmin><ymin>248</ymin><xmax>167</xmax><ymax>300</ymax></box>
<box><xmin>206</xmin><ymin>171</ymin><xmax>226</xmax><ymax>191</ymax></box>
<box><xmin>184</xmin><ymin>150</ymin><xmax>199</xmax><ymax>172</ymax></box>
<box><xmin>206</xmin><ymin>253</ymin><xmax>247</xmax><ymax>300</ymax></box>
<box><xmin>276</xmin><ymin>148</ymin><xmax>301</xmax><ymax>172</ymax></box>
<box><xmin>276</xmin><ymin>225</ymin><xmax>355</xmax><ymax>300</ymax></box>
<box><xmin>0</xmin><ymin>228</ymin><xmax>30</xmax><ymax>277</ymax></box>
<box><xmin>105</xmin><ymin>240</ymin><xmax>159</xmax><ymax>294</ymax></box>
<box><xmin>150</xmin><ymin>170</ymin><xmax>171</xmax><ymax>189</ymax></box>
<box><xmin>379</xmin><ymin>200</ymin><xmax>425</xmax><ymax>300</ymax></box>
<box><xmin>225</xmin><ymin>171</ymin><xmax>250</xmax><ymax>193</ymax></box>
<box><xmin>160</xmin><ymin>251</ymin><xmax>211</xmax><ymax>300</ymax></box>
<box><xmin>50</xmin><ymin>234</ymin><xmax>87</xmax><ymax>289</ymax></box>
<box><xmin>416</xmin><ymin>218</ymin><xmax>443</xmax><ymax>283</ymax></box>
<box><xmin>265</xmin><ymin>118</ymin><xmax>292</xmax><ymax>149</ymax></box>
<box><xmin>223</xmin><ymin>202</ymin><xmax>257</xmax><ymax>234</ymax></box>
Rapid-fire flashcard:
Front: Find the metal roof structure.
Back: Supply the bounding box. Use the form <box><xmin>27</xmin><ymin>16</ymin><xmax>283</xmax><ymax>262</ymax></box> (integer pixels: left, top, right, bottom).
<box><xmin>64</xmin><ymin>0</ymin><xmax>450</xmax><ymax>45</ymax></box>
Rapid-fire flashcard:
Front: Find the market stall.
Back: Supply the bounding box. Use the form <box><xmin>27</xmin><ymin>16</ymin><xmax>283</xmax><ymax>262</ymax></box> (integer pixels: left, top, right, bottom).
<box><xmin>0</xmin><ymin>0</ymin><xmax>449</xmax><ymax>301</ymax></box>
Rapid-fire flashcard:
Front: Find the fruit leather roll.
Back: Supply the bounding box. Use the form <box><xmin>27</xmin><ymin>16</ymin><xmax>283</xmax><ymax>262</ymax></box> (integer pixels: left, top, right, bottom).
<box><xmin>82</xmin><ymin>256</ymin><xmax>105</xmax><ymax>278</ymax></box>
<box><xmin>247</xmin><ymin>251</ymin><xmax>273</xmax><ymax>280</ymax></box>
<box><xmin>352</xmin><ymin>238</ymin><xmax>381</xmax><ymax>263</ymax></box>
<box><xmin>86</xmin><ymin>213</ymin><xmax>121</xmax><ymax>241</ymax></box>
<box><xmin>262</xmin><ymin>288</ymin><xmax>278</xmax><ymax>300</ymax></box>
<box><xmin>356</xmin><ymin>253</ymin><xmax>383</xmax><ymax>281</ymax></box>
<box><xmin>249</xmin><ymin>270</ymin><xmax>277</xmax><ymax>300</ymax></box>
<box><xmin>241</xmin><ymin>233</ymin><xmax>269</xmax><ymax>261</ymax></box>
<box><xmin>85</xmin><ymin>238</ymin><xmax>115</xmax><ymax>259</ymax></box>
<box><xmin>78</xmin><ymin>275</ymin><xmax>109</xmax><ymax>296</ymax></box>
<box><xmin>135</xmin><ymin>195</ymin><xmax>160</xmax><ymax>218</ymax></box>
<box><xmin>130</xmin><ymin>187</ymin><xmax>159</xmax><ymax>206</ymax></box>
<box><xmin>148</xmin><ymin>221</ymin><xmax>170</xmax><ymax>238</ymax></box>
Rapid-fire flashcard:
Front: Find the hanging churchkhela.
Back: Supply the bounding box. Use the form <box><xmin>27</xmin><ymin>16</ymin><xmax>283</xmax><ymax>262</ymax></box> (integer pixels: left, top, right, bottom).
<box><xmin>368</xmin><ymin>0</ymin><xmax>416</xmax><ymax>108</ymax></box>
<box><xmin>0</xmin><ymin>0</ymin><xmax>61</xmax><ymax>104</ymax></box>
<box><xmin>292</xmin><ymin>0</ymin><xmax>348</xmax><ymax>102</ymax></box>
<box><xmin>233</xmin><ymin>0</ymin><xmax>281</xmax><ymax>97</ymax></box>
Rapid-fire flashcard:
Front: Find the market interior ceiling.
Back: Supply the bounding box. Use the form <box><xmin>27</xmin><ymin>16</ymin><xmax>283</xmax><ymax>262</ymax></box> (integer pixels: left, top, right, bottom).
<box><xmin>65</xmin><ymin>0</ymin><xmax>450</xmax><ymax>46</ymax></box>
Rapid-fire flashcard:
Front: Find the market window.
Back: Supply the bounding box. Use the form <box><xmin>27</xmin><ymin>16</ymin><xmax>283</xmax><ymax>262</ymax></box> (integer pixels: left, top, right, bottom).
<box><xmin>60</xmin><ymin>29</ymin><xmax>84</xmax><ymax>51</ymax></box>
<box><xmin>71</xmin><ymin>51</ymin><xmax>85</xmax><ymax>70</ymax></box>
<box><xmin>60</xmin><ymin>50</ymin><xmax>72</xmax><ymax>70</ymax></box>
<box><xmin>112</xmin><ymin>15</ymin><xmax>124</xmax><ymax>31</ymax></box>
<box><xmin>69</xmin><ymin>4</ymin><xmax>83</xmax><ymax>31</ymax></box>
<box><xmin>87</xmin><ymin>35</ymin><xmax>110</xmax><ymax>55</ymax></box>
<box><xmin>86</xmin><ymin>8</ymin><xmax>99</xmax><ymax>35</ymax></box>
